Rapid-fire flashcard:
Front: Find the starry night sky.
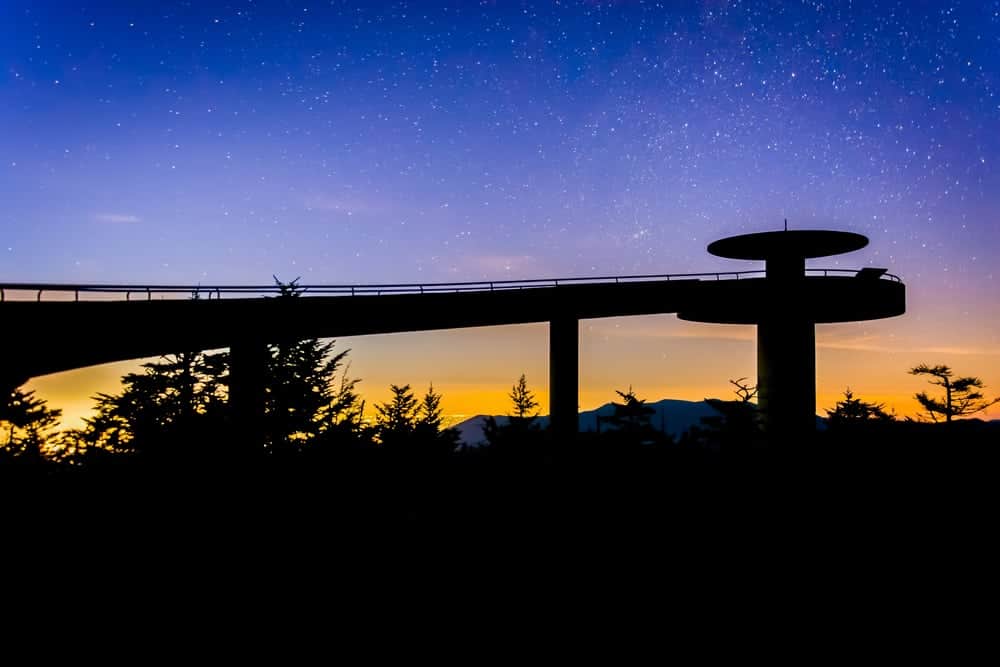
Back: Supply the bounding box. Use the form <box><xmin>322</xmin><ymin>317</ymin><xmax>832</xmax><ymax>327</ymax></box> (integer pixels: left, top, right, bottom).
<box><xmin>4</xmin><ymin>1</ymin><xmax>999</xmax><ymax>423</ymax></box>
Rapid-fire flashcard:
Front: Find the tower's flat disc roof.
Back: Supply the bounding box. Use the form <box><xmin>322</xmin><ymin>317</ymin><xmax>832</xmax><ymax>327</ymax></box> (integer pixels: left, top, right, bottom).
<box><xmin>708</xmin><ymin>230</ymin><xmax>868</xmax><ymax>260</ymax></box>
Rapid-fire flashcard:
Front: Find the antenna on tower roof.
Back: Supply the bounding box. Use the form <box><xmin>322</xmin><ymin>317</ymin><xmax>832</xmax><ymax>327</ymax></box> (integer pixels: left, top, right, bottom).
<box><xmin>784</xmin><ymin>218</ymin><xmax>788</xmax><ymax>232</ymax></box>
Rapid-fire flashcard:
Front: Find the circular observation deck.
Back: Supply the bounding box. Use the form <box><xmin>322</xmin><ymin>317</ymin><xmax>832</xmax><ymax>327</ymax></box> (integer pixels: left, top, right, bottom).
<box><xmin>707</xmin><ymin>230</ymin><xmax>868</xmax><ymax>261</ymax></box>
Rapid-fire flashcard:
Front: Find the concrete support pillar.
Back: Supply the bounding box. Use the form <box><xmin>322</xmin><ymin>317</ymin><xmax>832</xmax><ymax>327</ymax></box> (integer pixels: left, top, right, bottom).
<box><xmin>756</xmin><ymin>318</ymin><xmax>816</xmax><ymax>442</ymax></box>
<box><xmin>549</xmin><ymin>316</ymin><xmax>579</xmax><ymax>440</ymax></box>
<box><xmin>230</xmin><ymin>339</ymin><xmax>268</xmax><ymax>449</ymax></box>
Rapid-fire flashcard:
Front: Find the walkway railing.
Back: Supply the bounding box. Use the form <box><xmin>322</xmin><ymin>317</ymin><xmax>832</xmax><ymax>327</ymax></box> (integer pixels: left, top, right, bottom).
<box><xmin>0</xmin><ymin>268</ymin><xmax>901</xmax><ymax>302</ymax></box>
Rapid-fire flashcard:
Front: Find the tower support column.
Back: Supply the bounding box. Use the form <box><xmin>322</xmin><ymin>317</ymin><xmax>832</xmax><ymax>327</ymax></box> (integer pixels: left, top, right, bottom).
<box><xmin>756</xmin><ymin>318</ymin><xmax>816</xmax><ymax>442</ymax></box>
<box><xmin>549</xmin><ymin>316</ymin><xmax>579</xmax><ymax>440</ymax></box>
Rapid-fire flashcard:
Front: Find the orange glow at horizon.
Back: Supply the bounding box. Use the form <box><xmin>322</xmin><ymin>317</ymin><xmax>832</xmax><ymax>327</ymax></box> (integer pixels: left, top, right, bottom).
<box><xmin>25</xmin><ymin>314</ymin><xmax>1000</xmax><ymax>432</ymax></box>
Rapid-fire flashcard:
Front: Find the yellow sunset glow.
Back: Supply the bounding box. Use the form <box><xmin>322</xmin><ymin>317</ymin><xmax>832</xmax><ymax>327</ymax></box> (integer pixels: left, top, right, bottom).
<box><xmin>25</xmin><ymin>314</ymin><xmax>1000</xmax><ymax>432</ymax></box>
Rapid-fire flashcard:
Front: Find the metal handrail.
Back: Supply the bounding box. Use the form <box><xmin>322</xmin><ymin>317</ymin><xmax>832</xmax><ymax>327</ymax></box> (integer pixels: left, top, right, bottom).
<box><xmin>0</xmin><ymin>268</ymin><xmax>902</xmax><ymax>302</ymax></box>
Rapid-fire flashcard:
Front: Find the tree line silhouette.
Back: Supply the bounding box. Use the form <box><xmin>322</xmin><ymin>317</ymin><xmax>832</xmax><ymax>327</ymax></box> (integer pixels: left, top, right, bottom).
<box><xmin>4</xmin><ymin>353</ymin><xmax>997</xmax><ymax>470</ymax></box>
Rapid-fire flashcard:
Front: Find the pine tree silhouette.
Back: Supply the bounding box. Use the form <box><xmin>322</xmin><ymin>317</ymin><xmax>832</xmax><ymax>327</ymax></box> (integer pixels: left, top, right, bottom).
<box><xmin>909</xmin><ymin>364</ymin><xmax>999</xmax><ymax>424</ymax></box>
<box><xmin>78</xmin><ymin>350</ymin><xmax>229</xmax><ymax>460</ymax></box>
<box><xmin>825</xmin><ymin>388</ymin><xmax>893</xmax><ymax>428</ymax></box>
<box><xmin>1</xmin><ymin>386</ymin><xmax>61</xmax><ymax>463</ymax></box>
<box><xmin>372</xmin><ymin>383</ymin><xmax>457</xmax><ymax>455</ymax></box>
<box><xmin>608</xmin><ymin>386</ymin><xmax>655</xmax><ymax>434</ymax></box>
<box><xmin>483</xmin><ymin>374</ymin><xmax>544</xmax><ymax>450</ymax></box>
<box><xmin>264</xmin><ymin>277</ymin><xmax>366</xmax><ymax>455</ymax></box>
<box><xmin>374</xmin><ymin>384</ymin><xmax>419</xmax><ymax>450</ymax></box>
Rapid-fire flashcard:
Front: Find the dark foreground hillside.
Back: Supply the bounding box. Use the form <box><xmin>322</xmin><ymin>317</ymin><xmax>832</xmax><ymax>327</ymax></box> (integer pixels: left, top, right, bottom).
<box><xmin>5</xmin><ymin>439</ymin><xmax>719</xmax><ymax>538</ymax></box>
<box><xmin>4</xmin><ymin>421</ymin><xmax>998</xmax><ymax>618</ymax></box>
<box><xmin>5</xmin><ymin>419</ymin><xmax>997</xmax><ymax>539</ymax></box>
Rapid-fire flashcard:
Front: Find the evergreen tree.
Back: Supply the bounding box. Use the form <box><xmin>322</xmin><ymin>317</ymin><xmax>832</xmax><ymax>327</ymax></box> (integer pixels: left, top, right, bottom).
<box><xmin>414</xmin><ymin>383</ymin><xmax>460</xmax><ymax>454</ymax></box>
<box><xmin>373</xmin><ymin>384</ymin><xmax>419</xmax><ymax>449</ymax></box>
<box><xmin>0</xmin><ymin>387</ymin><xmax>62</xmax><ymax>462</ymax></box>
<box><xmin>508</xmin><ymin>374</ymin><xmax>539</xmax><ymax>424</ymax></box>
<box><xmin>697</xmin><ymin>377</ymin><xmax>761</xmax><ymax>444</ymax></box>
<box><xmin>313</xmin><ymin>366</ymin><xmax>367</xmax><ymax>449</ymax></box>
<box><xmin>909</xmin><ymin>364</ymin><xmax>999</xmax><ymax>424</ymax></box>
<box><xmin>417</xmin><ymin>383</ymin><xmax>445</xmax><ymax>433</ymax></box>
<box><xmin>264</xmin><ymin>277</ymin><xmax>366</xmax><ymax>454</ymax></box>
<box><xmin>79</xmin><ymin>350</ymin><xmax>229</xmax><ymax>459</ymax></box>
<box><xmin>483</xmin><ymin>374</ymin><xmax>544</xmax><ymax>449</ymax></box>
<box><xmin>825</xmin><ymin>388</ymin><xmax>893</xmax><ymax>427</ymax></box>
<box><xmin>264</xmin><ymin>337</ymin><xmax>349</xmax><ymax>453</ymax></box>
<box><xmin>74</xmin><ymin>283</ymin><xmax>235</xmax><ymax>461</ymax></box>
<box><xmin>76</xmin><ymin>339</ymin><xmax>362</xmax><ymax>461</ymax></box>
<box><xmin>373</xmin><ymin>383</ymin><xmax>459</xmax><ymax>454</ymax></box>
<box><xmin>47</xmin><ymin>428</ymin><xmax>97</xmax><ymax>466</ymax></box>
<box><xmin>75</xmin><ymin>277</ymin><xmax>366</xmax><ymax>462</ymax></box>
<box><xmin>607</xmin><ymin>387</ymin><xmax>655</xmax><ymax>434</ymax></box>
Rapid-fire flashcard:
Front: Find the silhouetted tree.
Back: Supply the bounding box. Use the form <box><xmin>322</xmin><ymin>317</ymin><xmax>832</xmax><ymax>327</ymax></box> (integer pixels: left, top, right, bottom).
<box><xmin>909</xmin><ymin>364</ymin><xmax>999</xmax><ymax>424</ymax></box>
<box><xmin>417</xmin><ymin>383</ymin><xmax>445</xmax><ymax>432</ymax></box>
<box><xmin>0</xmin><ymin>387</ymin><xmax>61</xmax><ymax>462</ymax></box>
<box><xmin>46</xmin><ymin>428</ymin><xmax>93</xmax><ymax>465</ymax></box>
<box><xmin>265</xmin><ymin>277</ymin><xmax>366</xmax><ymax>455</ymax></box>
<box><xmin>372</xmin><ymin>383</ymin><xmax>457</xmax><ymax>454</ymax></box>
<box><xmin>264</xmin><ymin>337</ymin><xmax>351</xmax><ymax>453</ymax></box>
<box><xmin>79</xmin><ymin>350</ymin><xmax>229</xmax><ymax>459</ymax></box>
<box><xmin>414</xmin><ymin>383</ymin><xmax>460</xmax><ymax>454</ymax></box>
<box><xmin>730</xmin><ymin>377</ymin><xmax>758</xmax><ymax>403</ymax></box>
<box><xmin>607</xmin><ymin>386</ymin><xmax>655</xmax><ymax>434</ymax></box>
<box><xmin>374</xmin><ymin>384</ymin><xmax>419</xmax><ymax>448</ymax></box>
<box><xmin>594</xmin><ymin>386</ymin><xmax>670</xmax><ymax>448</ymax></box>
<box><xmin>508</xmin><ymin>374</ymin><xmax>539</xmax><ymax>424</ymax></box>
<box><xmin>825</xmin><ymin>388</ymin><xmax>893</xmax><ymax>428</ymax></box>
<box><xmin>71</xmin><ymin>283</ymin><xmax>237</xmax><ymax>461</ymax></box>
<box><xmin>75</xmin><ymin>277</ymin><xmax>364</xmax><ymax>462</ymax></box>
<box><xmin>312</xmin><ymin>367</ymin><xmax>367</xmax><ymax>449</ymax></box>
<box><xmin>483</xmin><ymin>374</ymin><xmax>543</xmax><ymax>448</ymax></box>
<box><xmin>696</xmin><ymin>377</ymin><xmax>762</xmax><ymax>446</ymax></box>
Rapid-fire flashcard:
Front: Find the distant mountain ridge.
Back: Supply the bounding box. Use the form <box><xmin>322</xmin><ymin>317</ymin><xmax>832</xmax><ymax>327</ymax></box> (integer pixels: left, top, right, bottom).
<box><xmin>453</xmin><ymin>398</ymin><xmax>729</xmax><ymax>447</ymax></box>
<box><xmin>452</xmin><ymin>403</ymin><xmax>1000</xmax><ymax>446</ymax></box>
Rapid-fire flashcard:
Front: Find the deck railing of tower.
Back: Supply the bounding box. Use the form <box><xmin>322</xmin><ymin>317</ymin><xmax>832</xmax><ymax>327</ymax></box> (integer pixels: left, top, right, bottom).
<box><xmin>0</xmin><ymin>268</ymin><xmax>901</xmax><ymax>302</ymax></box>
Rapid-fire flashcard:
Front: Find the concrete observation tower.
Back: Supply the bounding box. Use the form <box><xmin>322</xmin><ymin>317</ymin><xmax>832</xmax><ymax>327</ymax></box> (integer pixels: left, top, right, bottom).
<box><xmin>679</xmin><ymin>229</ymin><xmax>905</xmax><ymax>439</ymax></box>
<box><xmin>0</xmin><ymin>225</ymin><xmax>904</xmax><ymax>446</ymax></box>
